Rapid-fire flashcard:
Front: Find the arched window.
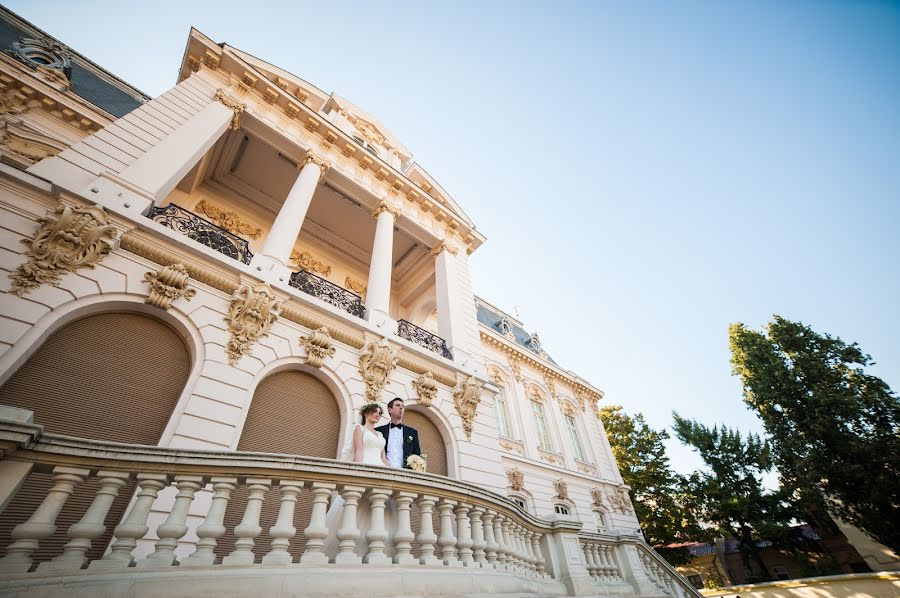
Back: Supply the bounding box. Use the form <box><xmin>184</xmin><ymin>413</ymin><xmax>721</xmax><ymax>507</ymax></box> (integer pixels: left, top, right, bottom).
<box><xmin>594</xmin><ymin>510</ymin><xmax>607</xmax><ymax>531</ymax></box>
<box><xmin>511</xmin><ymin>497</ymin><xmax>527</xmax><ymax>510</ymax></box>
<box><xmin>554</xmin><ymin>504</ymin><xmax>570</xmax><ymax>515</ymax></box>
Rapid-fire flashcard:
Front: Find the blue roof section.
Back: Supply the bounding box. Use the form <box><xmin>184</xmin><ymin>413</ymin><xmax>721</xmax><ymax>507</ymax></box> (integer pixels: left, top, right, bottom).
<box><xmin>476</xmin><ymin>301</ymin><xmax>558</xmax><ymax>366</ymax></box>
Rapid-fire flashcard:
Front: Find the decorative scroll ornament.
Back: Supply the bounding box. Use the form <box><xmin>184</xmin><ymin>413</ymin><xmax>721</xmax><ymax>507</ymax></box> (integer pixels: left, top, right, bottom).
<box><xmin>344</xmin><ymin>276</ymin><xmax>367</xmax><ymax>300</ymax></box>
<box><xmin>372</xmin><ymin>200</ymin><xmax>400</xmax><ymax>219</ymax></box>
<box><xmin>487</xmin><ymin>365</ymin><xmax>508</xmax><ymax>386</ymax></box>
<box><xmin>506</xmin><ymin>467</ymin><xmax>525</xmax><ymax>492</ymax></box>
<box><xmin>143</xmin><ymin>263</ymin><xmax>196</xmax><ymax>310</ymax></box>
<box><xmin>453</xmin><ymin>375</ymin><xmax>482</xmax><ymax>441</ymax></box>
<box><xmin>298</xmin><ymin>327</ymin><xmax>336</xmax><ymax>368</ymax></box>
<box><xmin>225</xmin><ymin>284</ymin><xmax>283</xmax><ymax>365</ymax></box>
<box><xmin>574</xmin><ymin>389</ymin><xmax>589</xmax><ymax>412</ymax></box>
<box><xmin>213</xmin><ymin>89</ymin><xmax>245</xmax><ymax>130</ymax></box>
<box><xmin>610</xmin><ymin>487</ymin><xmax>634</xmax><ymax>514</ymax></box>
<box><xmin>302</xmin><ymin>152</ymin><xmax>330</xmax><ymax>174</ymax></box>
<box><xmin>289</xmin><ymin>249</ymin><xmax>332</xmax><ymax>276</ymax></box>
<box><xmin>590</xmin><ymin>488</ymin><xmax>605</xmax><ymax>509</ymax></box>
<box><xmin>543</xmin><ymin>374</ymin><xmax>559</xmax><ymax>400</ymax></box>
<box><xmin>412</xmin><ymin>371</ymin><xmax>438</xmax><ymax>407</ymax></box>
<box><xmin>559</xmin><ymin>400</ymin><xmax>577</xmax><ymax>418</ymax></box>
<box><xmin>553</xmin><ymin>479</ymin><xmax>569</xmax><ymax>502</ymax></box>
<box><xmin>359</xmin><ymin>338</ymin><xmax>399</xmax><ymax>401</ymax></box>
<box><xmin>508</xmin><ymin>356</ymin><xmax>523</xmax><ymax>382</ymax></box>
<box><xmin>525</xmin><ymin>383</ymin><xmax>546</xmax><ymax>404</ymax></box>
<box><xmin>430</xmin><ymin>240</ymin><xmax>458</xmax><ymax>257</ymax></box>
<box><xmin>10</xmin><ymin>204</ymin><xmax>117</xmax><ymax>296</ymax></box>
<box><xmin>194</xmin><ymin>199</ymin><xmax>261</xmax><ymax>239</ymax></box>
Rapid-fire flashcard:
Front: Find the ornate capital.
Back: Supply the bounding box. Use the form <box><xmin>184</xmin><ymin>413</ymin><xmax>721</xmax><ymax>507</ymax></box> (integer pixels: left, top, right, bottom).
<box><xmin>225</xmin><ymin>284</ymin><xmax>282</xmax><ymax>365</ymax></box>
<box><xmin>453</xmin><ymin>375</ymin><xmax>482</xmax><ymax>441</ymax></box>
<box><xmin>143</xmin><ymin>263</ymin><xmax>195</xmax><ymax>310</ymax></box>
<box><xmin>299</xmin><ymin>327</ymin><xmax>336</xmax><ymax>368</ymax></box>
<box><xmin>213</xmin><ymin>89</ymin><xmax>245</xmax><ymax>130</ymax></box>
<box><xmin>372</xmin><ymin>200</ymin><xmax>400</xmax><ymax>219</ymax></box>
<box><xmin>506</xmin><ymin>467</ymin><xmax>524</xmax><ymax>492</ymax></box>
<box><xmin>553</xmin><ymin>479</ymin><xmax>569</xmax><ymax>502</ymax></box>
<box><xmin>10</xmin><ymin>204</ymin><xmax>117</xmax><ymax>296</ymax></box>
<box><xmin>301</xmin><ymin>151</ymin><xmax>330</xmax><ymax>175</ymax></box>
<box><xmin>359</xmin><ymin>338</ymin><xmax>398</xmax><ymax>401</ymax></box>
<box><xmin>430</xmin><ymin>240</ymin><xmax>459</xmax><ymax>257</ymax></box>
<box><xmin>412</xmin><ymin>371</ymin><xmax>438</xmax><ymax>407</ymax></box>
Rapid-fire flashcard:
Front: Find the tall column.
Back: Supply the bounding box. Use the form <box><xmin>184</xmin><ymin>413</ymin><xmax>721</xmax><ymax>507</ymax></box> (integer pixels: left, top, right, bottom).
<box><xmin>433</xmin><ymin>240</ymin><xmax>466</xmax><ymax>360</ymax></box>
<box><xmin>87</xmin><ymin>89</ymin><xmax>244</xmax><ymax>215</ymax></box>
<box><xmin>251</xmin><ymin>153</ymin><xmax>327</xmax><ymax>275</ymax></box>
<box><xmin>365</xmin><ymin>201</ymin><xmax>399</xmax><ymax>326</ymax></box>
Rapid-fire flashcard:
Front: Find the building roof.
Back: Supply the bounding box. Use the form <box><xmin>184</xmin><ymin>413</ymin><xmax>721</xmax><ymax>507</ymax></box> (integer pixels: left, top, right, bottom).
<box><xmin>475</xmin><ymin>298</ymin><xmax>558</xmax><ymax>366</ymax></box>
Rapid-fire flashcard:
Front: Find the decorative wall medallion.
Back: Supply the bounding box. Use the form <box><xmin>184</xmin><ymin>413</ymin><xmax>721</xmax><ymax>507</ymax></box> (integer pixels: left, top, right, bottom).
<box><xmin>9</xmin><ymin>204</ymin><xmax>117</xmax><ymax>296</ymax></box>
<box><xmin>590</xmin><ymin>488</ymin><xmax>605</xmax><ymax>509</ymax></box>
<box><xmin>412</xmin><ymin>371</ymin><xmax>438</xmax><ymax>407</ymax></box>
<box><xmin>213</xmin><ymin>89</ymin><xmax>245</xmax><ymax>130</ymax></box>
<box><xmin>143</xmin><ymin>263</ymin><xmax>195</xmax><ymax>310</ymax></box>
<box><xmin>506</xmin><ymin>467</ymin><xmax>524</xmax><ymax>492</ymax></box>
<box><xmin>453</xmin><ymin>375</ymin><xmax>482</xmax><ymax>440</ymax></box>
<box><xmin>359</xmin><ymin>338</ymin><xmax>398</xmax><ymax>401</ymax></box>
<box><xmin>559</xmin><ymin>400</ymin><xmax>577</xmax><ymax>418</ymax></box>
<box><xmin>194</xmin><ymin>199</ymin><xmax>261</xmax><ymax>239</ymax></box>
<box><xmin>290</xmin><ymin>249</ymin><xmax>331</xmax><ymax>276</ymax></box>
<box><xmin>553</xmin><ymin>479</ymin><xmax>569</xmax><ymax>502</ymax></box>
<box><xmin>225</xmin><ymin>284</ymin><xmax>282</xmax><ymax>365</ymax></box>
<box><xmin>344</xmin><ymin>276</ymin><xmax>367</xmax><ymax>300</ymax></box>
<box><xmin>298</xmin><ymin>327</ymin><xmax>336</xmax><ymax>368</ymax></box>
<box><xmin>577</xmin><ymin>462</ymin><xmax>597</xmax><ymax>475</ymax></box>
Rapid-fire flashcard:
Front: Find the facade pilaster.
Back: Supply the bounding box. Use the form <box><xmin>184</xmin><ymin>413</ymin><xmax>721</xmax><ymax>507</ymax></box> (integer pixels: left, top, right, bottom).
<box><xmin>433</xmin><ymin>240</ymin><xmax>472</xmax><ymax>364</ymax></box>
<box><xmin>365</xmin><ymin>200</ymin><xmax>399</xmax><ymax>328</ymax></box>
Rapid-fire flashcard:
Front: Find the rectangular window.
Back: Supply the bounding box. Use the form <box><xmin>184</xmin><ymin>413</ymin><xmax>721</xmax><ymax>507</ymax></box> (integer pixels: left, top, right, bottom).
<box><xmin>494</xmin><ymin>393</ymin><xmax>512</xmax><ymax>438</ymax></box>
<box><xmin>565</xmin><ymin>415</ymin><xmax>587</xmax><ymax>462</ymax></box>
<box><xmin>531</xmin><ymin>401</ymin><xmax>552</xmax><ymax>451</ymax></box>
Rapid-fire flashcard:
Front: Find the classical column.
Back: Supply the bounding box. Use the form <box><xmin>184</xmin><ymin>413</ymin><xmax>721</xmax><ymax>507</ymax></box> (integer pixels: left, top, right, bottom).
<box><xmin>222</xmin><ymin>478</ymin><xmax>272</xmax><ymax>565</ymax></box>
<box><xmin>300</xmin><ymin>482</ymin><xmax>335</xmax><ymax>565</ymax></box>
<box><xmin>365</xmin><ymin>201</ymin><xmax>399</xmax><ymax>323</ymax></box>
<box><xmin>0</xmin><ymin>466</ymin><xmax>88</xmax><ymax>573</ymax></box>
<box><xmin>91</xmin><ymin>89</ymin><xmax>244</xmax><ymax>214</ymax></box>
<box><xmin>182</xmin><ymin>477</ymin><xmax>237</xmax><ymax>566</ymax></box>
<box><xmin>392</xmin><ymin>491</ymin><xmax>417</xmax><ymax>565</ymax></box>
<box><xmin>432</xmin><ymin>240</ymin><xmax>464</xmax><ymax>359</ymax></box>
<box><xmin>144</xmin><ymin>476</ymin><xmax>203</xmax><ymax>566</ymax></box>
<box><xmin>262</xmin><ymin>482</ymin><xmax>304</xmax><ymax>564</ymax></box>
<box><xmin>251</xmin><ymin>153</ymin><xmax>327</xmax><ymax>273</ymax></box>
<box><xmin>364</xmin><ymin>488</ymin><xmax>391</xmax><ymax>565</ymax></box>
<box><xmin>416</xmin><ymin>495</ymin><xmax>441</xmax><ymax>567</ymax></box>
<box><xmin>38</xmin><ymin>470</ymin><xmax>130</xmax><ymax>572</ymax></box>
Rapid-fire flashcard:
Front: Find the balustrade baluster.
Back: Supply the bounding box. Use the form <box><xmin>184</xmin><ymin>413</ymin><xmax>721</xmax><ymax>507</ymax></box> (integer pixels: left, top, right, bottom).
<box><xmin>334</xmin><ymin>485</ymin><xmax>364</xmax><ymax>565</ymax></box>
<box><xmin>436</xmin><ymin>499</ymin><xmax>459</xmax><ymax>566</ymax></box>
<box><xmin>511</xmin><ymin>524</ymin><xmax>525</xmax><ymax>573</ymax></box>
<box><xmin>531</xmin><ymin>532</ymin><xmax>546</xmax><ymax>578</ymax></box>
<box><xmin>145</xmin><ymin>476</ymin><xmax>203</xmax><ymax>566</ymax></box>
<box><xmin>493</xmin><ymin>514</ymin><xmax>508</xmax><ymax>569</ymax></box>
<box><xmin>91</xmin><ymin>473</ymin><xmax>169</xmax><ymax>569</ymax></box>
<box><xmin>182</xmin><ymin>477</ymin><xmax>237</xmax><ymax>566</ymax></box>
<box><xmin>518</xmin><ymin>525</ymin><xmax>531</xmax><ymax>573</ymax></box>
<box><xmin>222</xmin><ymin>478</ymin><xmax>272</xmax><ymax>565</ymax></box>
<box><xmin>415</xmin><ymin>495</ymin><xmax>440</xmax><ymax>567</ymax></box>
<box><xmin>454</xmin><ymin>503</ymin><xmax>474</xmax><ymax>565</ymax></box>
<box><xmin>606</xmin><ymin>546</ymin><xmax>622</xmax><ymax>581</ymax></box>
<box><xmin>300</xmin><ymin>482</ymin><xmax>335</xmax><ymax>565</ymax></box>
<box><xmin>593</xmin><ymin>545</ymin><xmax>607</xmax><ymax>581</ymax></box>
<box><xmin>582</xmin><ymin>543</ymin><xmax>597</xmax><ymax>579</ymax></box>
<box><xmin>0</xmin><ymin>466</ymin><xmax>89</xmax><ymax>573</ymax></box>
<box><xmin>470</xmin><ymin>506</ymin><xmax>486</xmax><ymax>567</ymax></box>
<box><xmin>500</xmin><ymin>517</ymin><xmax>517</xmax><ymax>571</ymax></box>
<box><xmin>363</xmin><ymin>487</ymin><xmax>390</xmax><ymax>565</ymax></box>
<box><xmin>482</xmin><ymin>510</ymin><xmax>498</xmax><ymax>567</ymax></box>
<box><xmin>37</xmin><ymin>470</ymin><xmax>130</xmax><ymax>572</ymax></box>
<box><xmin>262</xmin><ymin>482</ymin><xmax>303</xmax><ymax>564</ymax></box>
<box><xmin>392</xmin><ymin>491</ymin><xmax>417</xmax><ymax>565</ymax></box>
<box><xmin>523</xmin><ymin>529</ymin><xmax>537</xmax><ymax>575</ymax></box>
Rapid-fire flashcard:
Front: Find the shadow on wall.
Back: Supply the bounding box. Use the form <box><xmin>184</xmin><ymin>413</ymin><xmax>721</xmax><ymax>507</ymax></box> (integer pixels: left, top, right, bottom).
<box><xmin>700</xmin><ymin>572</ymin><xmax>900</xmax><ymax>598</ymax></box>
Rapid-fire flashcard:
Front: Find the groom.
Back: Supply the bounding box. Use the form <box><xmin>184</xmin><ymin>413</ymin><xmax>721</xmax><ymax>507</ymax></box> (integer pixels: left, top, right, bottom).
<box><xmin>376</xmin><ymin>398</ymin><xmax>421</xmax><ymax>469</ymax></box>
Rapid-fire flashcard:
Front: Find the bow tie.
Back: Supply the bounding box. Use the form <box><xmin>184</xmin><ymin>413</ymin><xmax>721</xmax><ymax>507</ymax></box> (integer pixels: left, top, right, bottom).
<box><xmin>390</xmin><ymin>423</ymin><xmax>402</xmax><ymax>429</ymax></box>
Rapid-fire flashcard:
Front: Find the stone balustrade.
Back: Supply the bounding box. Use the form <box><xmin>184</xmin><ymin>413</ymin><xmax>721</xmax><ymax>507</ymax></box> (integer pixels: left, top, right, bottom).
<box><xmin>0</xmin><ymin>414</ymin><xmax>701</xmax><ymax>597</ymax></box>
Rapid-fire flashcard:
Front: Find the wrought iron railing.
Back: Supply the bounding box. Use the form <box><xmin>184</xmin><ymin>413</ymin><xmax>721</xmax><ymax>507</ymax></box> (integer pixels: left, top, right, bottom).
<box><xmin>147</xmin><ymin>204</ymin><xmax>253</xmax><ymax>265</ymax></box>
<box><xmin>397</xmin><ymin>319</ymin><xmax>452</xmax><ymax>359</ymax></box>
<box><xmin>288</xmin><ymin>269</ymin><xmax>365</xmax><ymax>318</ymax></box>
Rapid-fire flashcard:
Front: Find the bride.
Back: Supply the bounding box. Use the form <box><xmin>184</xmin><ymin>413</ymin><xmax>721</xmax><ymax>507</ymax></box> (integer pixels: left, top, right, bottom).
<box><xmin>323</xmin><ymin>401</ymin><xmax>393</xmax><ymax>561</ymax></box>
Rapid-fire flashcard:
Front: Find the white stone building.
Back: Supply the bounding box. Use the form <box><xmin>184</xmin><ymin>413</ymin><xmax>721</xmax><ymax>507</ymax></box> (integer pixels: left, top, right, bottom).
<box><xmin>0</xmin><ymin>7</ymin><xmax>697</xmax><ymax>597</ymax></box>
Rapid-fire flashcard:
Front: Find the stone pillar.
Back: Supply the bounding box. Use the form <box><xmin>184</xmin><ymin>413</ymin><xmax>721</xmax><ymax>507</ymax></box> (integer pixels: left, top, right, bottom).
<box><xmin>432</xmin><ymin>240</ymin><xmax>465</xmax><ymax>360</ymax></box>
<box><xmin>88</xmin><ymin>89</ymin><xmax>243</xmax><ymax>215</ymax></box>
<box><xmin>144</xmin><ymin>476</ymin><xmax>203</xmax><ymax>566</ymax></box>
<box><xmin>300</xmin><ymin>482</ymin><xmax>335</xmax><ymax>565</ymax></box>
<box><xmin>182</xmin><ymin>477</ymin><xmax>237</xmax><ymax>566</ymax></box>
<box><xmin>365</xmin><ymin>201</ymin><xmax>399</xmax><ymax>326</ymax></box>
<box><xmin>543</xmin><ymin>526</ymin><xmax>598</xmax><ymax>596</ymax></box>
<box><xmin>262</xmin><ymin>482</ymin><xmax>304</xmax><ymax>564</ymax></box>
<box><xmin>251</xmin><ymin>153</ymin><xmax>327</xmax><ymax>276</ymax></box>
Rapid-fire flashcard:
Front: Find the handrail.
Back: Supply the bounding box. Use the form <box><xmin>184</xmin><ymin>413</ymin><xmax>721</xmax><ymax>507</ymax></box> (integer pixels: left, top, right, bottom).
<box><xmin>397</xmin><ymin>319</ymin><xmax>452</xmax><ymax>359</ymax></box>
<box><xmin>147</xmin><ymin>203</ymin><xmax>254</xmax><ymax>265</ymax></box>
<box><xmin>288</xmin><ymin>269</ymin><xmax>365</xmax><ymax>319</ymax></box>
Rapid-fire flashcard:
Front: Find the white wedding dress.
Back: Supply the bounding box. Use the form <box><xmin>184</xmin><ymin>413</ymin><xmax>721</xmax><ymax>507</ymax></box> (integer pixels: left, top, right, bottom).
<box><xmin>323</xmin><ymin>424</ymin><xmax>395</xmax><ymax>561</ymax></box>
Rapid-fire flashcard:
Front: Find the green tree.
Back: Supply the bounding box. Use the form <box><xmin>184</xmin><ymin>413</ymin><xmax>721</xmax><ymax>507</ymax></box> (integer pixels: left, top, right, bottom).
<box><xmin>673</xmin><ymin>415</ymin><xmax>796</xmax><ymax>582</ymax></box>
<box><xmin>599</xmin><ymin>405</ymin><xmax>705</xmax><ymax>565</ymax></box>
<box><xmin>729</xmin><ymin>316</ymin><xmax>900</xmax><ymax>551</ymax></box>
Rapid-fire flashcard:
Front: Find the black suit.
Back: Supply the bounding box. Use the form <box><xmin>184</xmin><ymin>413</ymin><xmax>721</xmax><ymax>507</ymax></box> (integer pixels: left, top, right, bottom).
<box><xmin>376</xmin><ymin>423</ymin><xmax>421</xmax><ymax>469</ymax></box>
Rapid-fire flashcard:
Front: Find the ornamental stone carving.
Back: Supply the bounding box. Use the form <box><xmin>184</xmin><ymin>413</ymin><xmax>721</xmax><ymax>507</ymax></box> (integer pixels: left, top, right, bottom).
<box><xmin>372</xmin><ymin>200</ymin><xmax>400</xmax><ymax>219</ymax></box>
<box><xmin>302</xmin><ymin>152</ymin><xmax>330</xmax><ymax>174</ymax></box>
<box><xmin>430</xmin><ymin>240</ymin><xmax>458</xmax><ymax>257</ymax></box>
<box><xmin>559</xmin><ymin>400</ymin><xmax>577</xmax><ymax>418</ymax></box>
<box><xmin>194</xmin><ymin>200</ymin><xmax>261</xmax><ymax>239</ymax></box>
<box><xmin>506</xmin><ymin>467</ymin><xmax>524</xmax><ymax>492</ymax></box>
<box><xmin>298</xmin><ymin>327</ymin><xmax>336</xmax><ymax>368</ymax></box>
<box><xmin>412</xmin><ymin>371</ymin><xmax>438</xmax><ymax>407</ymax></box>
<box><xmin>543</xmin><ymin>375</ymin><xmax>559</xmax><ymax>400</ymax></box>
<box><xmin>213</xmin><ymin>89</ymin><xmax>245</xmax><ymax>130</ymax></box>
<box><xmin>225</xmin><ymin>284</ymin><xmax>282</xmax><ymax>365</ymax></box>
<box><xmin>610</xmin><ymin>487</ymin><xmax>634</xmax><ymax>515</ymax></box>
<box><xmin>359</xmin><ymin>338</ymin><xmax>398</xmax><ymax>401</ymax></box>
<box><xmin>9</xmin><ymin>204</ymin><xmax>117</xmax><ymax>296</ymax></box>
<box><xmin>508</xmin><ymin>357</ymin><xmax>523</xmax><ymax>382</ymax></box>
<box><xmin>143</xmin><ymin>263</ymin><xmax>195</xmax><ymax>310</ymax></box>
<box><xmin>453</xmin><ymin>375</ymin><xmax>482</xmax><ymax>441</ymax></box>
<box><xmin>525</xmin><ymin>383</ymin><xmax>546</xmax><ymax>404</ymax></box>
<box><xmin>553</xmin><ymin>479</ymin><xmax>569</xmax><ymax>502</ymax></box>
<box><xmin>344</xmin><ymin>276</ymin><xmax>367</xmax><ymax>300</ymax></box>
<box><xmin>290</xmin><ymin>249</ymin><xmax>331</xmax><ymax>276</ymax></box>
<box><xmin>487</xmin><ymin>365</ymin><xmax>508</xmax><ymax>386</ymax></box>
<box><xmin>590</xmin><ymin>488</ymin><xmax>605</xmax><ymax>509</ymax></box>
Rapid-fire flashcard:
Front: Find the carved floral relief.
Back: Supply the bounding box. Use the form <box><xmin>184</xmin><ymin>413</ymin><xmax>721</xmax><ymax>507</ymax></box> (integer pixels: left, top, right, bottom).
<box><xmin>506</xmin><ymin>467</ymin><xmax>525</xmax><ymax>492</ymax></box>
<box><xmin>453</xmin><ymin>376</ymin><xmax>482</xmax><ymax>441</ymax></box>
<box><xmin>553</xmin><ymin>479</ymin><xmax>569</xmax><ymax>502</ymax></box>
<box><xmin>194</xmin><ymin>199</ymin><xmax>261</xmax><ymax>239</ymax></box>
<box><xmin>290</xmin><ymin>249</ymin><xmax>332</xmax><ymax>276</ymax></box>
<box><xmin>359</xmin><ymin>338</ymin><xmax>398</xmax><ymax>401</ymax></box>
<box><xmin>412</xmin><ymin>371</ymin><xmax>438</xmax><ymax>407</ymax></box>
<box><xmin>143</xmin><ymin>263</ymin><xmax>195</xmax><ymax>310</ymax></box>
<box><xmin>298</xmin><ymin>327</ymin><xmax>337</xmax><ymax>368</ymax></box>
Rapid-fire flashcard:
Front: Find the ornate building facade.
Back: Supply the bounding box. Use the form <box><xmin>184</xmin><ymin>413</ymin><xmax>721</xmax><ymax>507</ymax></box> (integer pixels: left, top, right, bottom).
<box><xmin>0</xmin><ymin>7</ymin><xmax>697</xmax><ymax>597</ymax></box>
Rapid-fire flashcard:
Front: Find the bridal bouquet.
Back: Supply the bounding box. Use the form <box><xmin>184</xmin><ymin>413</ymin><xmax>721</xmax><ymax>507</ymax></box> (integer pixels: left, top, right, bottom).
<box><xmin>406</xmin><ymin>454</ymin><xmax>427</xmax><ymax>472</ymax></box>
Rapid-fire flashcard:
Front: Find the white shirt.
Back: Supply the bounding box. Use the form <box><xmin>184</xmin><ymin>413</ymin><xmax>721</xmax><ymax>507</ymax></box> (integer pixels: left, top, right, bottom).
<box><xmin>386</xmin><ymin>424</ymin><xmax>404</xmax><ymax>469</ymax></box>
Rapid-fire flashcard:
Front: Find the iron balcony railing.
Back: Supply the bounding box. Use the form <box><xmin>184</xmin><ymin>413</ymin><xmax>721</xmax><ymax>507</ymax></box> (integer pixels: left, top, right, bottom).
<box><xmin>147</xmin><ymin>204</ymin><xmax>253</xmax><ymax>265</ymax></box>
<box><xmin>397</xmin><ymin>319</ymin><xmax>452</xmax><ymax>359</ymax></box>
<box><xmin>288</xmin><ymin>269</ymin><xmax>365</xmax><ymax>318</ymax></box>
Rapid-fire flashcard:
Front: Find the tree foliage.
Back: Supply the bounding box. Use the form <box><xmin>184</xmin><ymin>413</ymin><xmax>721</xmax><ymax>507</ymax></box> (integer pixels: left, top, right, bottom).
<box><xmin>673</xmin><ymin>415</ymin><xmax>796</xmax><ymax>581</ymax></box>
<box><xmin>729</xmin><ymin>316</ymin><xmax>900</xmax><ymax>551</ymax></box>
<box><xmin>599</xmin><ymin>405</ymin><xmax>705</xmax><ymax>565</ymax></box>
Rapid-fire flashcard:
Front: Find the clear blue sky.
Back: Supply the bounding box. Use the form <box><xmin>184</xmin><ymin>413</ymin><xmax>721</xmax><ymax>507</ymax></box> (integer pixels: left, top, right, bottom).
<box><xmin>11</xmin><ymin>1</ymin><xmax>899</xmax><ymax>475</ymax></box>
